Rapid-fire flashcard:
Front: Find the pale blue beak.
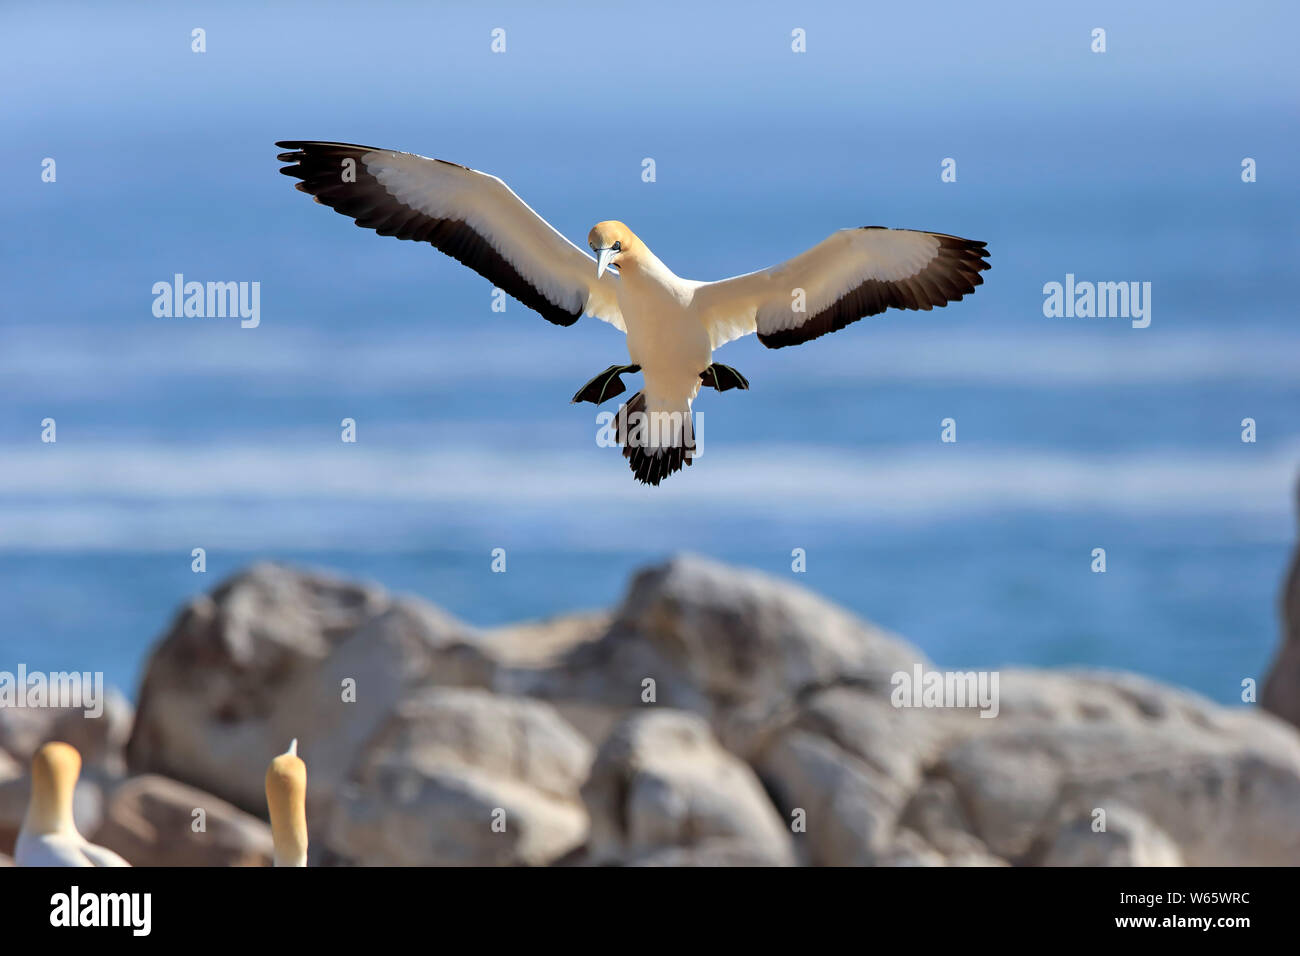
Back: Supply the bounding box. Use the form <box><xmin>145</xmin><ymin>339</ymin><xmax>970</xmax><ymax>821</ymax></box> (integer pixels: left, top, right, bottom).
<box><xmin>595</xmin><ymin>247</ymin><xmax>618</xmax><ymax>279</ymax></box>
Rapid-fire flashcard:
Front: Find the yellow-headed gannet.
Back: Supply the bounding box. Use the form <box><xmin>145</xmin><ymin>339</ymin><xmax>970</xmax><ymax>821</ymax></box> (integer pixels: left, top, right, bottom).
<box><xmin>15</xmin><ymin>741</ymin><xmax>130</xmax><ymax>867</ymax></box>
<box><xmin>277</xmin><ymin>141</ymin><xmax>990</xmax><ymax>484</ymax></box>
<box><xmin>265</xmin><ymin>739</ymin><xmax>307</xmax><ymax>867</ymax></box>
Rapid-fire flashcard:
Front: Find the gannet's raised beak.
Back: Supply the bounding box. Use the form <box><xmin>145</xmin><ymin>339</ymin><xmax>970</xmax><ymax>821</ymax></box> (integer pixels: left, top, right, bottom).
<box><xmin>596</xmin><ymin>247</ymin><xmax>618</xmax><ymax>279</ymax></box>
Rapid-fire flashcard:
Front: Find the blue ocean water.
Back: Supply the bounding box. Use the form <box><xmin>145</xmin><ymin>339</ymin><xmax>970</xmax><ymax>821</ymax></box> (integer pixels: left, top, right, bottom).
<box><xmin>2</xmin><ymin>2</ymin><xmax>1297</xmax><ymax>704</ymax></box>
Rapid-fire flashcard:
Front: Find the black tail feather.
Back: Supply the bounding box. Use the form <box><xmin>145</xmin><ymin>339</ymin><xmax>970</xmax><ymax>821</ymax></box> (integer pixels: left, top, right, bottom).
<box><xmin>615</xmin><ymin>391</ymin><xmax>695</xmax><ymax>486</ymax></box>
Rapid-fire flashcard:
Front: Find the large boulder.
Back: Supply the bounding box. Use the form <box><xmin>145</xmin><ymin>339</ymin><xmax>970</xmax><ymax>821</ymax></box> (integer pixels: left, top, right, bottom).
<box><xmin>91</xmin><ymin>775</ymin><xmax>273</xmax><ymax>867</ymax></box>
<box><xmin>507</xmin><ymin>554</ymin><xmax>927</xmax><ymax>756</ymax></box>
<box><xmin>757</xmin><ymin>716</ymin><xmax>927</xmax><ymax>866</ymax></box>
<box><xmin>327</xmin><ymin>688</ymin><xmax>591</xmax><ymax>866</ymax></box>
<box><xmin>614</xmin><ymin>555</ymin><xmax>924</xmax><ymax>718</ymax></box>
<box><xmin>933</xmin><ymin>672</ymin><xmax>1300</xmax><ymax>866</ymax></box>
<box><xmin>752</xmin><ymin>683</ymin><xmax>987</xmax><ymax>866</ymax></box>
<box><xmin>126</xmin><ymin>564</ymin><xmax>493</xmax><ymax>815</ymax></box>
<box><xmin>0</xmin><ymin>688</ymin><xmax>132</xmax><ymax>775</ymax></box>
<box><xmin>486</xmin><ymin>612</ymin><xmax>616</xmax><ymax>744</ymax></box>
<box><xmin>750</xmin><ymin>668</ymin><xmax>1300</xmax><ymax>867</ymax></box>
<box><xmin>582</xmin><ymin>710</ymin><xmax>795</xmax><ymax>866</ymax></box>
<box><xmin>275</xmin><ymin>602</ymin><xmax>496</xmax><ymax>819</ymax></box>
<box><xmin>112</xmin><ymin>553</ymin><xmax>1300</xmax><ymax>867</ymax></box>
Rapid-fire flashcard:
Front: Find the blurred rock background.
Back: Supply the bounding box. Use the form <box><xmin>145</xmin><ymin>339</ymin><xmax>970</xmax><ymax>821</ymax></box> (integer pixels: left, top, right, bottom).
<box><xmin>3</xmin><ymin>545</ymin><xmax>1299</xmax><ymax>867</ymax></box>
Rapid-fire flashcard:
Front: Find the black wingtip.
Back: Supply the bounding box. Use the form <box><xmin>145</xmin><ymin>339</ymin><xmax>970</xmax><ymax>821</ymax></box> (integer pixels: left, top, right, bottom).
<box><xmin>272</xmin><ymin>140</ymin><xmax>591</xmax><ymax>329</ymax></box>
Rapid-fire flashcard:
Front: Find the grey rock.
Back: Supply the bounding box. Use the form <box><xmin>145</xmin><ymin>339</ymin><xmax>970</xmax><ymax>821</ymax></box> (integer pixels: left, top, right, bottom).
<box><xmin>327</xmin><ymin>688</ymin><xmax>590</xmax><ymax>866</ymax></box>
<box><xmin>630</xmin><ymin>840</ymin><xmax>790</xmax><ymax>867</ymax></box>
<box><xmin>583</xmin><ymin>710</ymin><xmax>794</xmax><ymax>866</ymax></box>
<box><xmin>0</xmin><ymin>688</ymin><xmax>133</xmax><ymax>775</ymax></box>
<box><xmin>1039</xmin><ymin>803</ymin><xmax>1182</xmax><ymax>867</ymax></box>
<box><xmin>513</xmin><ymin>554</ymin><xmax>927</xmax><ymax>757</ymax></box>
<box><xmin>115</xmin><ymin>555</ymin><xmax>1300</xmax><ymax>868</ymax></box>
<box><xmin>126</xmin><ymin>564</ymin><xmax>491</xmax><ymax>815</ymax></box>
<box><xmin>91</xmin><ymin>774</ymin><xmax>273</xmax><ymax>867</ymax></box>
<box><xmin>936</xmin><ymin>673</ymin><xmax>1300</xmax><ymax>865</ymax></box>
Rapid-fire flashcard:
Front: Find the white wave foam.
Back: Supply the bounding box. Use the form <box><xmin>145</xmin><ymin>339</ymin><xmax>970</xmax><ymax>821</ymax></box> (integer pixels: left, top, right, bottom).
<box><xmin>1</xmin><ymin>440</ymin><xmax>1295</xmax><ymax>550</ymax></box>
<box><xmin>3</xmin><ymin>326</ymin><xmax>1298</xmax><ymax>392</ymax></box>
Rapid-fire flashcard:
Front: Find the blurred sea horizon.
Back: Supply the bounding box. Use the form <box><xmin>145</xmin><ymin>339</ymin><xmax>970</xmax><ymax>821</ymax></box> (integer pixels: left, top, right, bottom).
<box><xmin>2</xmin><ymin>1</ymin><xmax>1297</xmax><ymax>704</ymax></box>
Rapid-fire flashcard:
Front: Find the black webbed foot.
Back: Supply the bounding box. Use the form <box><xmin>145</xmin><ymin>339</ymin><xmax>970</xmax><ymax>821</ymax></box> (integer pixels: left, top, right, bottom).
<box><xmin>571</xmin><ymin>364</ymin><xmax>641</xmax><ymax>405</ymax></box>
<box><xmin>699</xmin><ymin>363</ymin><xmax>750</xmax><ymax>392</ymax></box>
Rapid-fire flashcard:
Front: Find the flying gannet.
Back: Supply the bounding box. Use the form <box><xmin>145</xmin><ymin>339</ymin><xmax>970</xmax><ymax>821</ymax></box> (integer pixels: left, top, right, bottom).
<box><xmin>265</xmin><ymin>739</ymin><xmax>308</xmax><ymax>867</ymax></box>
<box><xmin>15</xmin><ymin>741</ymin><xmax>130</xmax><ymax>867</ymax></box>
<box><xmin>277</xmin><ymin>141</ymin><xmax>990</xmax><ymax>484</ymax></box>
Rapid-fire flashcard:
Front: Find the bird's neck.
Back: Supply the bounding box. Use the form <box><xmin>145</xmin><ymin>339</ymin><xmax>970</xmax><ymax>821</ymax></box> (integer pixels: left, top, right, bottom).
<box><xmin>269</xmin><ymin>799</ymin><xmax>308</xmax><ymax>867</ymax></box>
<box><xmin>24</xmin><ymin>775</ymin><xmax>77</xmax><ymax>836</ymax></box>
<box><xmin>621</xmin><ymin>246</ymin><xmax>678</xmax><ymax>286</ymax></box>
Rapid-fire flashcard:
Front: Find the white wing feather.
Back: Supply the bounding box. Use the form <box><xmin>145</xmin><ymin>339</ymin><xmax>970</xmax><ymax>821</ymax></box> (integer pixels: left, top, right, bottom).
<box><xmin>694</xmin><ymin>228</ymin><xmax>987</xmax><ymax>349</ymax></box>
<box><xmin>363</xmin><ymin>151</ymin><xmax>624</xmax><ymax>329</ymax></box>
<box><xmin>278</xmin><ymin>142</ymin><xmax>624</xmax><ymax>331</ymax></box>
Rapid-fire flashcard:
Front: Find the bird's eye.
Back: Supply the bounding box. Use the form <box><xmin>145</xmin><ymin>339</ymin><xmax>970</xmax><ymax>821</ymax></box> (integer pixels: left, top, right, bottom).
<box><xmin>612</xmin><ymin>241</ymin><xmax>621</xmax><ymax>252</ymax></box>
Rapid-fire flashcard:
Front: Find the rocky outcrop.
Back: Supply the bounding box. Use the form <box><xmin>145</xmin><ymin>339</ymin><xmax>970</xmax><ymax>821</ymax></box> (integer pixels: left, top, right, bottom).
<box><xmin>0</xmin><ymin>689</ymin><xmax>272</xmax><ymax>865</ymax></box>
<box><xmin>1263</xmin><ymin>478</ymin><xmax>1300</xmax><ymax>729</ymax></box>
<box><xmin>327</xmin><ymin>689</ymin><xmax>591</xmax><ymax>866</ymax></box>
<box><xmin>751</xmin><ymin>681</ymin><xmax>989</xmax><ymax>866</ymax></box>
<box><xmin>91</xmin><ymin>775</ymin><xmax>273</xmax><ymax>867</ymax></box>
<box><xmin>94</xmin><ymin>555</ymin><xmax>1300</xmax><ymax>866</ymax></box>
<box><xmin>501</xmin><ymin>555</ymin><xmax>925</xmax><ymax>758</ymax></box>
<box><xmin>582</xmin><ymin>710</ymin><xmax>794</xmax><ymax>866</ymax></box>
<box><xmin>931</xmin><ymin>671</ymin><xmax>1300</xmax><ymax>866</ymax></box>
<box><xmin>0</xmin><ymin>688</ymin><xmax>132</xmax><ymax>775</ymax></box>
<box><xmin>1038</xmin><ymin>803</ymin><xmax>1182</xmax><ymax>867</ymax></box>
<box><xmin>126</xmin><ymin>564</ymin><xmax>493</xmax><ymax>815</ymax></box>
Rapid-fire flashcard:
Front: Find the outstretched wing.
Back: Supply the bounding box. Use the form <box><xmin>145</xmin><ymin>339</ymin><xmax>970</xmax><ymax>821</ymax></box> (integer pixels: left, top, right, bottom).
<box><xmin>694</xmin><ymin>227</ymin><xmax>989</xmax><ymax>349</ymax></box>
<box><xmin>276</xmin><ymin>141</ymin><xmax>624</xmax><ymax>331</ymax></box>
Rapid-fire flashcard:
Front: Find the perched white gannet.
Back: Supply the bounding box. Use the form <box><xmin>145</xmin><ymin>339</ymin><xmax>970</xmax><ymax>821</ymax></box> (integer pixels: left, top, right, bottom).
<box><xmin>265</xmin><ymin>739</ymin><xmax>307</xmax><ymax>867</ymax></box>
<box><xmin>277</xmin><ymin>141</ymin><xmax>991</xmax><ymax>484</ymax></box>
<box><xmin>15</xmin><ymin>741</ymin><xmax>130</xmax><ymax>867</ymax></box>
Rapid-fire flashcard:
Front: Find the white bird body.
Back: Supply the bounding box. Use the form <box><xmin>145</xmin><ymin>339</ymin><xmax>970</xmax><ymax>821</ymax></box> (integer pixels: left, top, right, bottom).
<box><xmin>16</xmin><ymin>742</ymin><xmax>130</xmax><ymax>868</ymax></box>
<box><xmin>277</xmin><ymin>141</ymin><xmax>990</xmax><ymax>483</ymax></box>
<box><xmin>15</xmin><ymin>829</ymin><xmax>129</xmax><ymax>868</ymax></box>
<box><xmin>617</xmin><ymin>256</ymin><xmax>710</xmax><ymax>436</ymax></box>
